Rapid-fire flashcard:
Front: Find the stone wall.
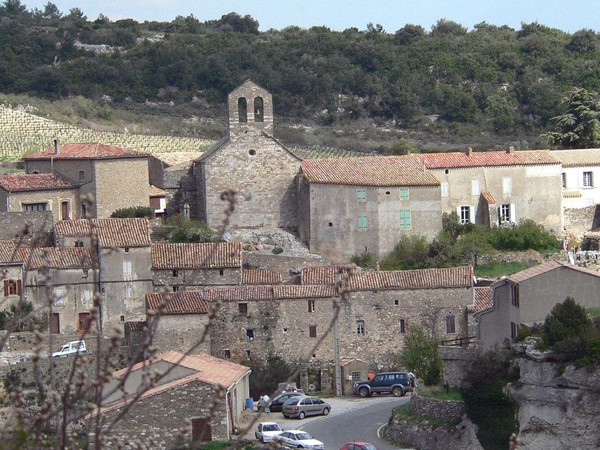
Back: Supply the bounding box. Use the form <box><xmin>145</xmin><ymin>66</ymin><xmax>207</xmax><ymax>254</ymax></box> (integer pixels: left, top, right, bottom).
<box><xmin>440</xmin><ymin>346</ymin><xmax>481</xmax><ymax>387</ymax></box>
<box><xmin>0</xmin><ymin>211</ymin><xmax>54</xmax><ymax>245</ymax></box>
<box><xmin>152</xmin><ymin>267</ymin><xmax>241</xmax><ymax>289</ymax></box>
<box><xmin>564</xmin><ymin>205</ymin><xmax>600</xmax><ymax>241</ymax></box>
<box><xmin>410</xmin><ymin>392</ymin><xmax>465</xmax><ymax>420</ymax></box>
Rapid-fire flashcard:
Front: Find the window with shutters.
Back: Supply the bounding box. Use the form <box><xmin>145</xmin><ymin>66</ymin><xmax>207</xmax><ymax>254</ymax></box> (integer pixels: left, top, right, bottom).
<box><xmin>309</xmin><ymin>325</ymin><xmax>317</xmax><ymax>338</ymax></box>
<box><xmin>358</xmin><ymin>215</ymin><xmax>367</xmax><ymax>231</ymax></box>
<box><xmin>400</xmin><ymin>209</ymin><xmax>411</xmax><ymax>229</ymax></box>
<box><xmin>357</xmin><ymin>188</ymin><xmax>366</xmax><ymax>202</ymax></box>
<box><xmin>399</xmin><ymin>187</ymin><xmax>409</xmax><ymax>200</ymax></box>
<box><xmin>356</xmin><ymin>320</ymin><xmax>365</xmax><ymax>335</ymax></box>
<box><xmin>459</xmin><ymin>206</ymin><xmax>471</xmax><ymax>224</ymax></box>
<box><xmin>471</xmin><ymin>179</ymin><xmax>480</xmax><ymax>196</ymax></box>
<box><xmin>503</xmin><ymin>177</ymin><xmax>512</xmax><ymax>194</ymax></box>
<box><xmin>308</xmin><ymin>300</ymin><xmax>315</xmax><ymax>313</ymax></box>
<box><xmin>561</xmin><ymin>173</ymin><xmax>567</xmax><ymax>189</ymax></box>
<box><xmin>123</xmin><ymin>261</ymin><xmax>132</xmax><ymax>281</ymax></box>
<box><xmin>583</xmin><ymin>171</ymin><xmax>593</xmax><ymax>188</ymax></box>
<box><xmin>4</xmin><ymin>279</ymin><xmax>21</xmax><ymax>296</ymax></box>
<box><xmin>500</xmin><ymin>204</ymin><xmax>511</xmax><ymax>223</ymax></box>
<box><xmin>441</xmin><ymin>182</ymin><xmax>449</xmax><ymax>197</ymax></box>
<box><xmin>446</xmin><ymin>314</ymin><xmax>456</xmax><ymax>334</ymax></box>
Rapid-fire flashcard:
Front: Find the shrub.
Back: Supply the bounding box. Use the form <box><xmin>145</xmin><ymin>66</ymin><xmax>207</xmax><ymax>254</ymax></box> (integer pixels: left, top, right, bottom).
<box><xmin>272</xmin><ymin>246</ymin><xmax>283</xmax><ymax>254</ymax></box>
<box><xmin>0</xmin><ymin>301</ymin><xmax>46</xmax><ymax>332</ymax></box>
<box><xmin>111</xmin><ymin>206</ymin><xmax>154</xmax><ymax>218</ymax></box>
<box><xmin>161</xmin><ymin>216</ymin><xmax>216</xmax><ymax>243</ymax></box>
<box><xmin>397</xmin><ymin>325</ymin><xmax>443</xmax><ymax>386</ymax></box>
<box><xmin>350</xmin><ymin>250</ymin><xmax>376</xmax><ymax>268</ymax></box>
<box><xmin>381</xmin><ymin>235</ymin><xmax>428</xmax><ymax>270</ymax></box>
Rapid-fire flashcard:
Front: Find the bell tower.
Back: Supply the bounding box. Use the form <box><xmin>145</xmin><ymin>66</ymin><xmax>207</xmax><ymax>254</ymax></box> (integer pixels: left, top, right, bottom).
<box><xmin>228</xmin><ymin>80</ymin><xmax>274</xmax><ymax>138</ymax></box>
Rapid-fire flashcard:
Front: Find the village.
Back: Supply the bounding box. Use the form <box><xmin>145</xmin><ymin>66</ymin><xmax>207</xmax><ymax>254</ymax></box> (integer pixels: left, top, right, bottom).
<box><xmin>2</xmin><ymin>80</ymin><xmax>600</xmax><ymax>445</ymax></box>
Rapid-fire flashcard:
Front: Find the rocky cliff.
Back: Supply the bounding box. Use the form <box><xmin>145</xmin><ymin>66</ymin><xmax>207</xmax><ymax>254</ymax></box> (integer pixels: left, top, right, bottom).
<box><xmin>508</xmin><ymin>340</ymin><xmax>600</xmax><ymax>449</ymax></box>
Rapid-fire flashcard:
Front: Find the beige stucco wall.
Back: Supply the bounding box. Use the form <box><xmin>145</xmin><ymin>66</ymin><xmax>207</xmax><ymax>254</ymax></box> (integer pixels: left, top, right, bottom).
<box><xmin>150</xmin><ymin>314</ymin><xmax>212</xmax><ymax>355</ymax></box>
<box><xmin>0</xmin><ymin>188</ymin><xmax>78</xmax><ymax>222</ymax></box>
<box><xmin>477</xmin><ymin>281</ymin><xmax>521</xmax><ymax>349</ymax></box>
<box><xmin>303</xmin><ymin>183</ymin><xmax>441</xmax><ymax>262</ymax></box>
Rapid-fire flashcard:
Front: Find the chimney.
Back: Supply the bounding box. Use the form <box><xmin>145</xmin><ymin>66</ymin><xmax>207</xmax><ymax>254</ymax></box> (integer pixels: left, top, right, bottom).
<box><xmin>54</xmin><ymin>139</ymin><xmax>60</xmax><ymax>155</ymax></box>
<box><xmin>507</xmin><ymin>146</ymin><xmax>515</xmax><ymax>154</ymax></box>
<box><xmin>466</xmin><ymin>147</ymin><xmax>473</xmax><ymax>156</ymax></box>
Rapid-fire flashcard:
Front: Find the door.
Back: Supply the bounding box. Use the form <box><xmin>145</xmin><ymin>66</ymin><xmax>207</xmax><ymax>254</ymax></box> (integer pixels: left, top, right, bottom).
<box><xmin>191</xmin><ymin>418</ymin><xmax>212</xmax><ymax>442</ymax></box>
<box><xmin>77</xmin><ymin>312</ymin><xmax>91</xmax><ymax>335</ymax></box>
<box><xmin>51</xmin><ymin>313</ymin><xmax>60</xmax><ymax>334</ymax></box>
<box><xmin>61</xmin><ymin>201</ymin><xmax>70</xmax><ymax>220</ymax></box>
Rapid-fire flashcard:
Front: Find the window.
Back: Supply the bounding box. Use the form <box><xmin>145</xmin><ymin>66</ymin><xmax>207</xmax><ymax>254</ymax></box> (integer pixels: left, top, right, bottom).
<box><xmin>61</xmin><ymin>201</ymin><xmax>70</xmax><ymax>220</ymax></box>
<box><xmin>309</xmin><ymin>325</ymin><xmax>317</xmax><ymax>338</ymax></box>
<box><xmin>245</xmin><ymin>328</ymin><xmax>254</xmax><ymax>341</ymax></box>
<box><xmin>246</xmin><ymin>349</ymin><xmax>251</xmax><ymax>358</ymax></box>
<box><xmin>238</xmin><ymin>97</ymin><xmax>248</xmax><ymax>122</ymax></box>
<box><xmin>124</xmin><ymin>284</ymin><xmax>133</xmax><ymax>300</ymax></box>
<box><xmin>82</xmin><ymin>290</ymin><xmax>92</xmax><ymax>305</ymax></box>
<box><xmin>219</xmin><ymin>269</ymin><xmax>224</xmax><ymax>276</ymax></box>
<box><xmin>511</xmin><ymin>322</ymin><xmax>518</xmax><ymax>339</ymax></box>
<box><xmin>500</xmin><ymin>204</ymin><xmax>512</xmax><ymax>223</ymax></box>
<box><xmin>399</xmin><ymin>209</ymin><xmax>411</xmax><ymax>230</ymax></box>
<box><xmin>308</xmin><ymin>300</ymin><xmax>315</xmax><ymax>313</ymax></box>
<box><xmin>446</xmin><ymin>314</ymin><xmax>456</xmax><ymax>334</ymax></box>
<box><xmin>511</xmin><ymin>285</ymin><xmax>520</xmax><ymax>308</ymax></box>
<box><xmin>471</xmin><ymin>179</ymin><xmax>480</xmax><ymax>196</ymax></box>
<box><xmin>358</xmin><ymin>215</ymin><xmax>367</xmax><ymax>231</ymax></box>
<box><xmin>172</xmin><ymin>286</ymin><xmax>179</xmax><ymax>292</ymax></box>
<box><xmin>394</xmin><ymin>299</ymin><xmax>399</xmax><ymax>306</ymax></box>
<box><xmin>74</xmin><ymin>240</ymin><xmax>84</xmax><ymax>248</ymax></box>
<box><xmin>223</xmin><ymin>349</ymin><xmax>231</xmax><ymax>359</ymax></box>
<box><xmin>123</xmin><ymin>261</ymin><xmax>132</xmax><ymax>281</ymax></box>
<box><xmin>81</xmin><ymin>202</ymin><xmax>87</xmax><ymax>219</ymax></box>
<box><xmin>351</xmin><ymin>371</ymin><xmax>361</xmax><ymax>382</ymax></box>
<box><xmin>254</xmin><ymin>97</ymin><xmax>264</xmax><ymax>122</ymax></box>
<box><xmin>357</xmin><ymin>188</ymin><xmax>366</xmax><ymax>202</ymax></box>
<box><xmin>583</xmin><ymin>171</ymin><xmax>593</xmax><ymax>188</ymax></box>
<box><xmin>459</xmin><ymin>206</ymin><xmax>472</xmax><ymax>224</ymax></box>
<box><xmin>23</xmin><ymin>202</ymin><xmax>47</xmax><ymax>211</ymax></box>
<box><xmin>3</xmin><ymin>279</ymin><xmax>21</xmax><ymax>296</ymax></box>
<box><xmin>248</xmin><ymin>149</ymin><xmax>256</xmax><ymax>156</ymax></box>
<box><xmin>173</xmin><ymin>269</ymin><xmax>179</xmax><ymax>277</ymax></box>
<box><xmin>441</xmin><ymin>182</ymin><xmax>449</xmax><ymax>197</ymax></box>
<box><xmin>78</xmin><ymin>170</ymin><xmax>85</xmax><ymax>181</ymax></box>
<box><xmin>399</xmin><ymin>318</ymin><xmax>406</xmax><ymax>333</ymax></box>
<box><xmin>561</xmin><ymin>172</ymin><xmax>567</xmax><ymax>189</ymax></box>
<box><xmin>503</xmin><ymin>177</ymin><xmax>512</xmax><ymax>194</ymax></box>
<box><xmin>356</xmin><ymin>320</ymin><xmax>365</xmax><ymax>335</ymax></box>
<box><xmin>399</xmin><ymin>187</ymin><xmax>409</xmax><ymax>200</ymax></box>
<box><xmin>238</xmin><ymin>302</ymin><xmax>248</xmax><ymax>315</ymax></box>
<box><xmin>53</xmin><ymin>287</ymin><xmax>66</xmax><ymax>306</ymax></box>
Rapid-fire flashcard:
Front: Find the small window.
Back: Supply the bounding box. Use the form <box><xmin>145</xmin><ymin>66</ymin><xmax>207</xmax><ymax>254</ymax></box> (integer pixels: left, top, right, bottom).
<box><xmin>356</xmin><ymin>320</ymin><xmax>365</xmax><ymax>335</ymax></box>
<box><xmin>74</xmin><ymin>240</ymin><xmax>84</xmax><ymax>248</ymax></box>
<box><xmin>173</xmin><ymin>269</ymin><xmax>179</xmax><ymax>277</ymax></box>
<box><xmin>308</xmin><ymin>300</ymin><xmax>315</xmax><ymax>313</ymax></box>
<box><xmin>328</xmin><ymin>222</ymin><xmax>333</xmax><ymax>227</ymax></box>
<box><xmin>583</xmin><ymin>171</ymin><xmax>593</xmax><ymax>188</ymax></box>
<box><xmin>394</xmin><ymin>299</ymin><xmax>399</xmax><ymax>306</ymax></box>
<box><xmin>3</xmin><ymin>279</ymin><xmax>21</xmax><ymax>296</ymax></box>
<box><xmin>399</xmin><ymin>187</ymin><xmax>409</xmax><ymax>200</ymax></box>
<box><xmin>246</xmin><ymin>349</ymin><xmax>251</xmax><ymax>358</ymax></box>
<box><xmin>511</xmin><ymin>285</ymin><xmax>520</xmax><ymax>308</ymax></box>
<box><xmin>351</xmin><ymin>371</ymin><xmax>361</xmax><ymax>382</ymax></box>
<box><xmin>248</xmin><ymin>149</ymin><xmax>256</xmax><ymax>156</ymax></box>
<box><xmin>120</xmin><ymin>315</ymin><xmax>125</xmax><ymax>322</ymax></box>
<box><xmin>399</xmin><ymin>318</ymin><xmax>406</xmax><ymax>333</ymax></box>
<box><xmin>309</xmin><ymin>325</ymin><xmax>317</xmax><ymax>338</ymax></box>
<box><xmin>400</xmin><ymin>209</ymin><xmax>411</xmax><ymax>230</ymax></box>
<box><xmin>23</xmin><ymin>202</ymin><xmax>47</xmax><ymax>211</ymax></box>
<box><xmin>441</xmin><ymin>182</ymin><xmax>449</xmax><ymax>197</ymax></box>
<box><xmin>446</xmin><ymin>314</ymin><xmax>456</xmax><ymax>334</ymax></box>
<box><xmin>245</xmin><ymin>328</ymin><xmax>254</xmax><ymax>341</ymax></box>
<box><xmin>124</xmin><ymin>247</ymin><xmax>130</xmax><ymax>253</ymax></box>
<box><xmin>471</xmin><ymin>179</ymin><xmax>480</xmax><ymax>196</ymax></box>
<box><xmin>357</xmin><ymin>188</ymin><xmax>367</xmax><ymax>202</ymax></box>
<box><xmin>358</xmin><ymin>215</ymin><xmax>367</xmax><ymax>231</ymax></box>
<box><xmin>385</xmin><ymin>190</ymin><xmax>391</xmax><ymax>196</ymax></box>
<box><xmin>219</xmin><ymin>269</ymin><xmax>224</xmax><ymax>276</ymax></box>
<box><xmin>223</xmin><ymin>349</ymin><xmax>231</xmax><ymax>359</ymax></box>
<box><xmin>172</xmin><ymin>286</ymin><xmax>179</xmax><ymax>292</ymax></box>
<box><xmin>238</xmin><ymin>97</ymin><xmax>248</xmax><ymax>122</ymax></box>
<box><xmin>254</xmin><ymin>97</ymin><xmax>264</xmax><ymax>122</ymax></box>
<box><xmin>503</xmin><ymin>177</ymin><xmax>512</xmax><ymax>194</ymax></box>
<box><xmin>78</xmin><ymin>170</ymin><xmax>85</xmax><ymax>181</ymax></box>
<box><xmin>511</xmin><ymin>322</ymin><xmax>518</xmax><ymax>339</ymax></box>
<box><xmin>239</xmin><ymin>302</ymin><xmax>248</xmax><ymax>315</ymax></box>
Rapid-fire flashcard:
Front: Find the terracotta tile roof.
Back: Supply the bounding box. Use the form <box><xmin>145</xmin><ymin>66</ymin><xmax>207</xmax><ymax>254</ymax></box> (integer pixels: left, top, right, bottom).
<box><xmin>273</xmin><ymin>285</ymin><xmax>338</xmax><ymax>299</ymax></box>
<box><xmin>152</xmin><ymin>152</ymin><xmax>202</xmax><ymax>166</ymax></box>
<box><xmin>506</xmin><ymin>260</ymin><xmax>600</xmax><ymax>284</ymax></box>
<box><xmin>146</xmin><ymin>291</ymin><xmax>210</xmax><ymax>315</ymax></box>
<box><xmin>0</xmin><ymin>173</ymin><xmax>75</xmax><ymax>192</ymax></box>
<box><xmin>149</xmin><ymin>185</ymin><xmax>166</xmax><ymax>197</ymax></box>
<box><xmin>552</xmin><ymin>148</ymin><xmax>600</xmax><ymax>167</ymax></box>
<box><xmin>100</xmin><ymin>351</ymin><xmax>250</xmax><ymax>413</ymax></box>
<box><xmin>200</xmin><ymin>286</ymin><xmax>273</xmax><ymax>302</ymax></box>
<box><xmin>0</xmin><ymin>240</ymin><xmax>19</xmax><ymax>263</ymax></box>
<box><xmin>151</xmin><ymin>242</ymin><xmax>242</xmax><ymax>269</ymax></box>
<box><xmin>17</xmin><ymin>247</ymin><xmax>96</xmax><ymax>269</ymax></box>
<box><xmin>300</xmin><ymin>265</ymin><xmax>357</xmax><ymax>285</ymax></box>
<box><xmin>301</xmin><ymin>156</ymin><xmax>439</xmax><ymax>186</ymax></box>
<box><xmin>54</xmin><ymin>218</ymin><xmax>151</xmax><ymax>248</ymax></box>
<box><xmin>25</xmin><ymin>143</ymin><xmax>147</xmax><ymax>160</ymax></box>
<box><xmin>467</xmin><ymin>287</ymin><xmax>494</xmax><ymax>313</ymax></box>
<box><xmin>416</xmin><ymin>149</ymin><xmax>559</xmax><ymax>169</ymax></box>
<box><xmin>124</xmin><ymin>321</ymin><xmax>147</xmax><ymax>332</ymax></box>
<box><xmin>346</xmin><ymin>266</ymin><xmax>473</xmax><ymax>291</ymax></box>
<box><xmin>481</xmin><ymin>190</ymin><xmax>496</xmax><ymax>204</ymax></box>
<box><xmin>242</xmin><ymin>269</ymin><xmax>282</xmax><ymax>285</ymax></box>
<box><xmin>563</xmin><ymin>190</ymin><xmax>582</xmax><ymax>198</ymax></box>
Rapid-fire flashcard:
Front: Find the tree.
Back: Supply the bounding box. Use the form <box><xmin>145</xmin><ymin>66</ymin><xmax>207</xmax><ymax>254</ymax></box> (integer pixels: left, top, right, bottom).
<box><xmin>386</xmin><ymin>139</ymin><xmax>419</xmax><ymax>155</ymax></box>
<box><xmin>542</xmin><ymin>87</ymin><xmax>600</xmax><ymax>148</ymax></box>
<box><xmin>397</xmin><ymin>325</ymin><xmax>442</xmax><ymax>385</ymax></box>
<box><xmin>543</xmin><ymin>297</ymin><xmax>593</xmax><ymax>347</ymax></box>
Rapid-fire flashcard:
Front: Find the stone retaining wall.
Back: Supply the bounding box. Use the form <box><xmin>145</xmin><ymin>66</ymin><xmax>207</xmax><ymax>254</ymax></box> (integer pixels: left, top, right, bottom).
<box><xmin>410</xmin><ymin>392</ymin><xmax>465</xmax><ymax>420</ymax></box>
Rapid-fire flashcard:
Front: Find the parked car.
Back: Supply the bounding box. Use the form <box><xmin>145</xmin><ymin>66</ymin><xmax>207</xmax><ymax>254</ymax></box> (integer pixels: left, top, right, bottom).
<box><xmin>51</xmin><ymin>340</ymin><xmax>87</xmax><ymax>358</ymax></box>
<box><xmin>340</xmin><ymin>442</ymin><xmax>377</xmax><ymax>450</ymax></box>
<box><xmin>353</xmin><ymin>371</ymin><xmax>413</xmax><ymax>397</ymax></box>
<box><xmin>282</xmin><ymin>396</ymin><xmax>331</xmax><ymax>419</ymax></box>
<box><xmin>269</xmin><ymin>392</ymin><xmax>305</xmax><ymax>412</ymax></box>
<box><xmin>254</xmin><ymin>421</ymin><xmax>283</xmax><ymax>443</ymax></box>
<box><xmin>274</xmin><ymin>430</ymin><xmax>325</xmax><ymax>449</ymax></box>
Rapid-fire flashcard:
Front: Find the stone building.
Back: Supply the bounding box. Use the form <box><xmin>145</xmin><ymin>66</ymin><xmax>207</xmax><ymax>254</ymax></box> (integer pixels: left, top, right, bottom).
<box><xmin>0</xmin><ymin>173</ymin><xmax>78</xmax><ymax>222</ymax></box>
<box><xmin>151</xmin><ymin>242</ymin><xmax>243</xmax><ymax>290</ymax></box>
<box><xmin>54</xmin><ymin>218</ymin><xmax>153</xmax><ymax>333</ymax></box>
<box><xmin>415</xmin><ymin>148</ymin><xmax>563</xmax><ymax>232</ymax></box>
<box><xmin>97</xmin><ymin>351</ymin><xmax>251</xmax><ymax>445</ymax></box>
<box><xmin>299</xmin><ymin>155</ymin><xmax>441</xmax><ymax>262</ymax></box>
<box><xmin>0</xmin><ymin>240</ymin><xmax>23</xmax><ymax>310</ymax></box>
<box><xmin>194</xmin><ymin>80</ymin><xmax>301</xmax><ymax>230</ymax></box>
<box><xmin>17</xmin><ymin>247</ymin><xmax>99</xmax><ymax>335</ymax></box>
<box><xmin>476</xmin><ymin>260</ymin><xmax>600</xmax><ymax>349</ymax></box>
<box><xmin>24</xmin><ymin>142</ymin><xmax>150</xmax><ymax>219</ymax></box>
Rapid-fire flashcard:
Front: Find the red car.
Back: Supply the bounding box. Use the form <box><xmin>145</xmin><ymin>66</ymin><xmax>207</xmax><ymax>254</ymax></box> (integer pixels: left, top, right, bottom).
<box><xmin>340</xmin><ymin>443</ymin><xmax>377</xmax><ymax>450</ymax></box>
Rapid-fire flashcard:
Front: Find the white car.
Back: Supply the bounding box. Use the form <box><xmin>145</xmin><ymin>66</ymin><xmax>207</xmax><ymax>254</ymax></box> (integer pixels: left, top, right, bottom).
<box><xmin>52</xmin><ymin>340</ymin><xmax>87</xmax><ymax>358</ymax></box>
<box><xmin>254</xmin><ymin>421</ymin><xmax>283</xmax><ymax>443</ymax></box>
<box><xmin>274</xmin><ymin>430</ymin><xmax>325</xmax><ymax>449</ymax></box>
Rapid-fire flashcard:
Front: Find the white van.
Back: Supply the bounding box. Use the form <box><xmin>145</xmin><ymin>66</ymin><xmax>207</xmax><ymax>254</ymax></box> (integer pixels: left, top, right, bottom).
<box><xmin>52</xmin><ymin>340</ymin><xmax>87</xmax><ymax>358</ymax></box>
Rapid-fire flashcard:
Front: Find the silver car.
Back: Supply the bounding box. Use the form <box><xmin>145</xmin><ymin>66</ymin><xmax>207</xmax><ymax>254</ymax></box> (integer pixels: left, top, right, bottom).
<box><xmin>274</xmin><ymin>430</ymin><xmax>325</xmax><ymax>449</ymax></box>
<box><xmin>281</xmin><ymin>396</ymin><xmax>331</xmax><ymax>419</ymax></box>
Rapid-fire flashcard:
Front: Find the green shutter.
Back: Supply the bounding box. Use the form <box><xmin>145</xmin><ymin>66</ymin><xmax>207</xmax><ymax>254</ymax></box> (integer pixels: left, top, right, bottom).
<box><xmin>400</xmin><ymin>209</ymin><xmax>411</xmax><ymax>229</ymax></box>
<box><xmin>358</xmin><ymin>215</ymin><xmax>367</xmax><ymax>230</ymax></box>
<box><xmin>400</xmin><ymin>187</ymin><xmax>409</xmax><ymax>200</ymax></box>
<box><xmin>357</xmin><ymin>188</ymin><xmax>366</xmax><ymax>202</ymax></box>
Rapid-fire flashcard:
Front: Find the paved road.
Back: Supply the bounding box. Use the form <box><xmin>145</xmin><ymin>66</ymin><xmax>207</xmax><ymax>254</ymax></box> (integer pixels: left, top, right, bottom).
<box><xmin>242</xmin><ymin>394</ymin><xmax>410</xmax><ymax>449</ymax></box>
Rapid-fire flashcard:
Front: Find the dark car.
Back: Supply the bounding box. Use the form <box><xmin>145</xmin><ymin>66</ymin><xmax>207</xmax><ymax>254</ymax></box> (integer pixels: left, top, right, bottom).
<box><xmin>353</xmin><ymin>371</ymin><xmax>414</xmax><ymax>397</ymax></box>
<box><xmin>269</xmin><ymin>392</ymin><xmax>305</xmax><ymax>412</ymax></box>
